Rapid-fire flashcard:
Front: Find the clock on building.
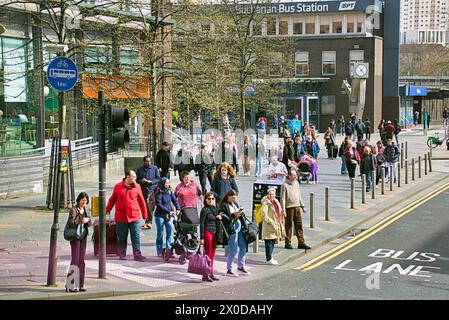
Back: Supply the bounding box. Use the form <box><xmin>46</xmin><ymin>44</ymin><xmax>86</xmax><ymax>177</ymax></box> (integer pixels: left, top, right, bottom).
<box><xmin>353</xmin><ymin>63</ymin><xmax>369</xmax><ymax>78</ymax></box>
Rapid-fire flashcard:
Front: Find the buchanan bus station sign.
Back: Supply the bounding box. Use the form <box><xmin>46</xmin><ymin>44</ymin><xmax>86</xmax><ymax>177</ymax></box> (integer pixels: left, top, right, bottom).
<box><xmin>235</xmin><ymin>0</ymin><xmax>382</xmax><ymax>15</ymax></box>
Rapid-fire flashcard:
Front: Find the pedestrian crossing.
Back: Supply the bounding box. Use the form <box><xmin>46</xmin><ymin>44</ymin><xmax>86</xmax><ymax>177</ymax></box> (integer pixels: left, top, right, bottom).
<box><xmin>60</xmin><ymin>258</ymin><xmax>233</xmax><ymax>288</ymax></box>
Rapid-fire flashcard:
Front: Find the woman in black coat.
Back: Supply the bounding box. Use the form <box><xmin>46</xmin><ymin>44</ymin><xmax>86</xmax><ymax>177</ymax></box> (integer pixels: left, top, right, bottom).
<box><xmin>65</xmin><ymin>192</ymin><xmax>92</xmax><ymax>293</ymax></box>
<box><xmin>200</xmin><ymin>191</ymin><xmax>223</xmax><ymax>282</ymax></box>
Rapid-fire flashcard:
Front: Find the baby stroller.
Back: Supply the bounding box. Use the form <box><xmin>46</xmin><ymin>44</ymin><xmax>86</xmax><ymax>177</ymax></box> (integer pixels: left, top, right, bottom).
<box><xmin>297</xmin><ymin>161</ymin><xmax>311</xmax><ymax>184</ymax></box>
<box><xmin>162</xmin><ymin>207</ymin><xmax>200</xmax><ymax>265</ymax></box>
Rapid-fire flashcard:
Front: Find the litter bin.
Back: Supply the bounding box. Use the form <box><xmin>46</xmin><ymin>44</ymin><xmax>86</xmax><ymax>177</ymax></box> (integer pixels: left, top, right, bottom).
<box><xmin>252</xmin><ymin>180</ymin><xmax>282</xmax><ymax>252</ymax></box>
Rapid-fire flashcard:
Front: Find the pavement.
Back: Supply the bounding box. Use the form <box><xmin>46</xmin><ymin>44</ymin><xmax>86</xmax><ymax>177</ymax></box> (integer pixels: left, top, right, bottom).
<box><xmin>0</xmin><ymin>124</ymin><xmax>448</xmax><ymax>300</ymax></box>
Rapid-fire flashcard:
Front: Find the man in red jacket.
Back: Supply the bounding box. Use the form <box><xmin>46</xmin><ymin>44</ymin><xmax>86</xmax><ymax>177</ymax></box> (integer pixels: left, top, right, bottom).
<box><xmin>384</xmin><ymin>121</ymin><xmax>396</xmax><ymax>140</ymax></box>
<box><xmin>106</xmin><ymin>170</ymin><xmax>148</xmax><ymax>261</ymax></box>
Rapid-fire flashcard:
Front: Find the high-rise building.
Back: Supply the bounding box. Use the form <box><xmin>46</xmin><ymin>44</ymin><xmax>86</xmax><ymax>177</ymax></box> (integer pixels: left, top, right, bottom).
<box><xmin>400</xmin><ymin>0</ymin><xmax>449</xmax><ymax>46</ymax></box>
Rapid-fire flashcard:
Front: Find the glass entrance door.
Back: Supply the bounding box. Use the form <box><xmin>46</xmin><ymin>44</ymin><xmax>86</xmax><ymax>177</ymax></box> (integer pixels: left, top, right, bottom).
<box><xmin>307</xmin><ymin>97</ymin><xmax>319</xmax><ymax>129</ymax></box>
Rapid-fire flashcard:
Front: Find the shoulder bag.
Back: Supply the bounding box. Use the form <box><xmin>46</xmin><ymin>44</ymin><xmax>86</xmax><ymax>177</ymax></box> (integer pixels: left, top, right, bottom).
<box><xmin>63</xmin><ymin>219</ymin><xmax>86</xmax><ymax>241</ymax></box>
<box><xmin>242</xmin><ymin>216</ymin><xmax>259</xmax><ymax>244</ymax></box>
<box><xmin>216</xmin><ymin>220</ymin><xmax>229</xmax><ymax>247</ymax></box>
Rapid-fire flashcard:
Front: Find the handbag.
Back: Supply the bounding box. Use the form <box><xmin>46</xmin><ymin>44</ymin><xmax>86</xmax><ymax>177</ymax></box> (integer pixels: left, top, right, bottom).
<box><xmin>242</xmin><ymin>216</ymin><xmax>259</xmax><ymax>244</ymax></box>
<box><xmin>216</xmin><ymin>220</ymin><xmax>229</xmax><ymax>247</ymax></box>
<box><xmin>64</xmin><ymin>219</ymin><xmax>86</xmax><ymax>241</ymax></box>
<box><xmin>187</xmin><ymin>247</ymin><xmax>211</xmax><ymax>277</ymax></box>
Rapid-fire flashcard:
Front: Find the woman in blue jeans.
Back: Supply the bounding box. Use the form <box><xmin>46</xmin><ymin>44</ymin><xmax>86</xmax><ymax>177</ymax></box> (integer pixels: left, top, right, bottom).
<box><xmin>219</xmin><ymin>189</ymin><xmax>250</xmax><ymax>277</ymax></box>
<box><xmin>154</xmin><ymin>178</ymin><xmax>180</xmax><ymax>256</ymax></box>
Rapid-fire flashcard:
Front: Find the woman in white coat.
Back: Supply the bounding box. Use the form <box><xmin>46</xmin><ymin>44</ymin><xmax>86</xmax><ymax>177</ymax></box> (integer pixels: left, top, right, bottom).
<box><xmin>261</xmin><ymin>188</ymin><xmax>286</xmax><ymax>265</ymax></box>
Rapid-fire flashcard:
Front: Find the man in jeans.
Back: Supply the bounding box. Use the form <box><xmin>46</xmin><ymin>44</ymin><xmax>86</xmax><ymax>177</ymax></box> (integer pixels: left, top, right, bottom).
<box><xmin>106</xmin><ymin>170</ymin><xmax>148</xmax><ymax>261</ymax></box>
<box><xmin>280</xmin><ymin>170</ymin><xmax>311</xmax><ymax>250</ymax></box>
<box><xmin>136</xmin><ymin>156</ymin><xmax>160</xmax><ymax>230</ymax></box>
<box><xmin>383</xmin><ymin>138</ymin><xmax>400</xmax><ymax>183</ymax></box>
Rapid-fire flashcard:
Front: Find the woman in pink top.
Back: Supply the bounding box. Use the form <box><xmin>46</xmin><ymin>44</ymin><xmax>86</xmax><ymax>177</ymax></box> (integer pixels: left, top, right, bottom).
<box><xmin>174</xmin><ymin>171</ymin><xmax>204</xmax><ymax>209</ymax></box>
<box><xmin>299</xmin><ymin>151</ymin><xmax>319</xmax><ymax>184</ymax></box>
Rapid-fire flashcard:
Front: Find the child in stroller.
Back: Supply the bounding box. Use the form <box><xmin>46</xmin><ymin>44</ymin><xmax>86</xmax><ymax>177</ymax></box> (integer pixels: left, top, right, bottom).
<box><xmin>162</xmin><ymin>207</ymin><xmax>200</xmax><ymax>264</ymax></box>
<box><xmin>297</xmin><ymin>161</ymin><xmax>312</xmax><ymax>183</ymax></box>
<box><xmin>288</xmin><ymin>156</ymin><xmax>313</xmax><ymax>184</ymax></box>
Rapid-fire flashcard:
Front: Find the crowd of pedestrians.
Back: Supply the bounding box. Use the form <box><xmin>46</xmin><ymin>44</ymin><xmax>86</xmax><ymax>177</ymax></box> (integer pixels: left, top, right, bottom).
<box><xmin>65</xmin><ymin>113</ymin><xmax>407</xmax><ymax>292</ymax></box>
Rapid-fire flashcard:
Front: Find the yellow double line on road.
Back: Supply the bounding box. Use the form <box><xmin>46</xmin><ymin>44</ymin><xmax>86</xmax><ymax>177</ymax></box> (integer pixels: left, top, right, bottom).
<box><xmin>294</xmin><ymin>181</ymin><xmax>449</xmax><ymax>272</ymax></box>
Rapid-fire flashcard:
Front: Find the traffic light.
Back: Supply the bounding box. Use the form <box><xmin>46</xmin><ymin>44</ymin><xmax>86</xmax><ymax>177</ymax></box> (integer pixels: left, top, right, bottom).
<box><xmin>107</xmin><ymin>104</ymin><xmax>130</xmax><ymax>152</ymax></box>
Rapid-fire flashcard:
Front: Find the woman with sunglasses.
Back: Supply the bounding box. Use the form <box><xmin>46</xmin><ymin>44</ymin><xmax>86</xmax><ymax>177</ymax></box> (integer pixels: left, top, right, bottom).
<box><xmin>199</xmin><ymin>192</ymin><xmax>222</xmax><ymax>282</ymax></box>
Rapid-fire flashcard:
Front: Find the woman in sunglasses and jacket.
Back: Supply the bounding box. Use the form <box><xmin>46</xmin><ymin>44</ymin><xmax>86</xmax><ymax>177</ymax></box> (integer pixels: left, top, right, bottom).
<box><xmin>199</xmin><ymin>191</ymin><xmax>222</xmax><ymax>282</ymax></box>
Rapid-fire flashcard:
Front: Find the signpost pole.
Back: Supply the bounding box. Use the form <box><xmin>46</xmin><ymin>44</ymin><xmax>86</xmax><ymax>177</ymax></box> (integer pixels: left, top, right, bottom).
<box><xmin>45</xmin><ymin>56</ymin><xmax>79</xmax><ymax>286</ymax></box>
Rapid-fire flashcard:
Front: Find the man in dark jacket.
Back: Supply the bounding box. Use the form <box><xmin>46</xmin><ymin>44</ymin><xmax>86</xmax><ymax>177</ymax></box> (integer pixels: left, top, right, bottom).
<box><xmin>282</xmin><ymin>138</ymin><xmax>296</xmax><ymax>169</ymax></box>
<box><xmin>174</xmin><ymin>142</ymin><xmax>194</xmax><ymax>181</ymax></box>
<box><xmin>155</xmin><ymin>142</ymin><xmax>174</xmax><ymax>179</ymax></box>
<box><xmin>345</xmin><ymin>119</ymin><xmax>355</xmax><ymax>140</ymax></box>
<box><xmin>383</xmin><ymin>138</ymin><xmax>400</xmax><ymax>183</ymax></box>
<box><xmin>136</xmin><ymin>156</ymin><xmax>160</xmax><ymax>230</ymax></box>
<box><xmin>195</xmin><ymin>144</ymin><xmax>215</xmax><ymax>195</ymax></box>
<box><xmin>364</xmin><ymin>118</ymin><xmax>372</xmax><ymax>141</ymax></box>
<box><xmin>355</xmin><ymin>119</ymin><xmax>366</xmax><ymax>142</ymax></box>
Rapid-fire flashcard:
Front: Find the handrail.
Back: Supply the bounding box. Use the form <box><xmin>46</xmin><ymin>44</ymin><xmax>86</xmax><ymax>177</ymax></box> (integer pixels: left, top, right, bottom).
<box><xmin>164</xmin><ymin>127</ymin><xmax>193</xmax><ymax>145</ymax></box>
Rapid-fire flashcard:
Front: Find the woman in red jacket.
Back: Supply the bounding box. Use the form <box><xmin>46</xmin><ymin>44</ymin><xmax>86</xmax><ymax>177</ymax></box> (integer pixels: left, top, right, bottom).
<box><xmin>106</xmin><ymin>170</ymin><xmax>148</xmax><ymax>261</ymax></box>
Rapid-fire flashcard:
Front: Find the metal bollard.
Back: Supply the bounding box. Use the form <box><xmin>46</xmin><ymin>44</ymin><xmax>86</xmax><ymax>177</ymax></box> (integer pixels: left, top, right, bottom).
<box><xmin>428</xmin><ymin>152</ymin><xmax>432</xmax><ymax>172</ymax></box>
<box><xmin>350</xmin><ymin>178</ymin><xmax>355</xmax><ymax>209</ymax></box>
<box><xmin>405</xmin><ymin>141</ymin><xmax>408</xmax><ymax>160</ymax></box>
<box><xmin>381</xmin><ymin>167</ymin><xmax>385</xmax><ymax>195</ymax></box>
<box><xmin>361</xmin><ymin>174</ymin><xmax>366</xmax><ymax>204</ymax></box>
<box><xmin>412</xmin><ymin>158</ymin><xmax>415</xmax><ymax>181</ymax></box>
<box><xmin>418</xmin><ymin>156</ymin><xmax>421</xmax><ymax>179</ymax></box>
<box><xmin>390</xmin><ymin>165</ymin><xmax>393</xmax><ymax>191</ymax></box>
<box><xmin>325</xmin><ymin>187</ymin><xmax>330</xmax><ymax>221</ymax></box>
<box><xmin>310</xmin><ymin>192</ymin><xmax>315</xmax><ymax>228</ymax></box>
<box><xmin>401</xmin><ymin>146</ymin><xmax>404</xmax><ymax>169</ymax></box>
<box><xmin>398</xmin><ymin>164</ymin><xmax>401</xmax><ymax>188</ymax></box>
<box><xmin>253</xmin><ymin>238</ymin><xmax>259</xmax><ymax>253</ymax></box>
<box><xmin>405</xmin><ymin>159</ymin><xmax>408</xmax><ymax>184</ymax></box>
<box><xmin>372</xmin><ymin>170</ymin><xmax>376</xmax><ymax>199</ymax></box>
<box><xmin>424</xmin><ymin>153</ymin><xmax>428</xmax><ymax>175</ymax></box>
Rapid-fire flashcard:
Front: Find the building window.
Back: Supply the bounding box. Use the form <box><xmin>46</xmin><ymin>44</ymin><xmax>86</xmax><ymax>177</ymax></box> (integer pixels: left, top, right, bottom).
<box><xmin>349</xmin><ymin>50</ymin><xmax>364</xmax><ymax>75</ymax></box>
<box><xmin>293</xmin><ymin>21</ymin><xmax>303</xmax><ymax>35</ymax></box>
<box><xmin>305</xmin><ymin>16</ymin><xmax>315</xmax><ymax>34</ymax></box>
<box><xmin>252</xmin><ymin>21</ymin><xmax>262</xmax><ymax>36</ymax></box>
<box><xmin>306</xmin><ymin>22</ymin><xmax>315</xmax><ymax>34</ymax></box>
<box><xmin>347</xmin><ymin>15</ymin><xmax>355</xmax><ymax>33</ymax></box>
<box><xmin>350</xmin><ymin>50</ymin><xmax>364</xmax><ymax>63</ymax></box>
<box><xmin>333</xmin><ymin>21</ymin><xmax>343</xmax><ymax>33</ymax></box>
<box><xmin>320</xmin><ymin>16</ymin><xmax>330</xmax><ymax>34</ymax></box>
<box><xmin>269</xmin><ymin>53</ymin><xmax>282</xmax><ymax>77</ymax></box>
<box><xmin>267</xmin><ymin>18</ymin><xmax>277</xmax><ymax>35</ymax></box>
<box><xmin>322</xmin><ymin>51</ymin><xmax>336</xmax><ymax>76</ymax></box>
<box><xmin>120</xmin><ymin>50</ymin><xmax>139</xmax><ymax>65</ymax></box>
<box><xmin>347</xmin><ymin>22</ymin><xmax>354</xmax><ymax>33</ymax></box>
<box><xmin>295</xmin><ymin>51</ymin><xmax>309</xmax><ymax>76</ymax></box>
<box><xmin>321</xmin><ymin>96</ymin><xmax>336</xmax><ymax>115</ymax></box>
<box><xmin>279</xmin><ymin>20</ymin><xmax>288</xmax><ymax>35</ymax></box>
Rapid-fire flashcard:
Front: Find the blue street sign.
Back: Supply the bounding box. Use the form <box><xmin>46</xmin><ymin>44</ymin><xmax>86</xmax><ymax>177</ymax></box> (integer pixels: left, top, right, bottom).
<box><xmin>47</xmin><ymin>56</ymin><xmax>78</xmax><ymax>92</ymax></box>
<box><xmin>408</xmin><ymin>86</ymin><xmax>427</xmax><ymax>96</ymax></box>
<box><xmin>244</xmin><ymin>85</ymin><xmax>256</xmax><ymax>95</ymax></box>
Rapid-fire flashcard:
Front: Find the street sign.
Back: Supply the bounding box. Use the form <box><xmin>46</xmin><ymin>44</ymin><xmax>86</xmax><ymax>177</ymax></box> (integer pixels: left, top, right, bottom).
<box><xmin>47</xmin><ymin>56</ymin><xmax>78</xmax><ymax>92</ymax></box>
<box><xmin>245</xmin><ymin>85</ymin><xmax>256</xmax><ymax>95</ymax></box>
<box><xmin>408</xmin><ymin>86</ymin><xmax>427</xmax><ymax>96</ymax></box>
